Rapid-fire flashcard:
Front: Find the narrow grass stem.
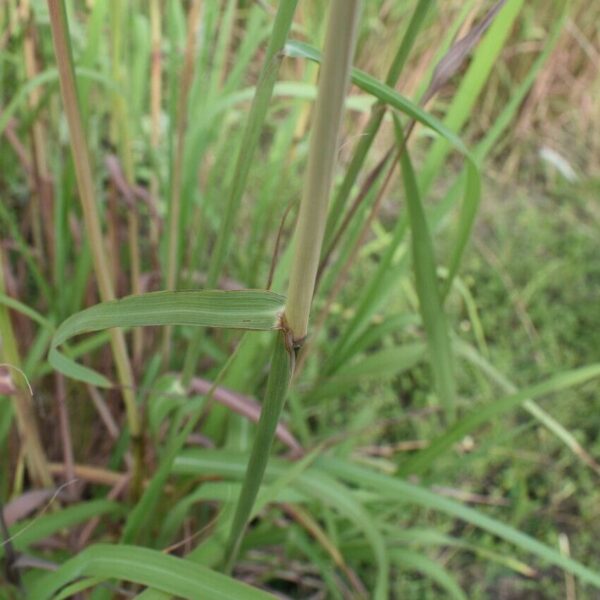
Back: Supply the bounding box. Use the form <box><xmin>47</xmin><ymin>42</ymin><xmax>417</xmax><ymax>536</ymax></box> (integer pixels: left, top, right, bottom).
<box><xmin>0</xmin><ymin>246</ymin><xmax>52</xmax><ymax>487</ymax></box>
<box><xmin>182</xmin><ymin>0</ymin><xmax>298</xmax><ymax>384</ymax></box>
<box><xmin>285</xmin><ymin>0</ymin><xmax>361</xmax><ymax>342</ymax></box>
<box><xmin>109</xmin><ymin>0</ymin><xmax>143</xmax><ymax>368</ymax></box>
<box><xmin>149</xmin><ymin>0</ymin><xmax>162</xmax><ymax>249</ymax></box>
<box><xmin>46</xmin><ymin>0</ymin><xmax>141</xmax><ymax>485</ymax></box>
<box><xmin>165</xmin><ymin>0</ymin><xmax>202</xmax><ymax>294</ymax></box>
<box><xmin>322</xmin><ymin>0</ymin><xmax>432</xmax><ymax>252</ymax></box>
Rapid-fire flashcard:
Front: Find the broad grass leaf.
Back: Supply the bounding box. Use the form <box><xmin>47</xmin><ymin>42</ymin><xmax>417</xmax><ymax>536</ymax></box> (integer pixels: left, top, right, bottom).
<box><xmin>49</xmin><ymin>290</ymin><xmax>286</xmax><ymax>387</ymax></box>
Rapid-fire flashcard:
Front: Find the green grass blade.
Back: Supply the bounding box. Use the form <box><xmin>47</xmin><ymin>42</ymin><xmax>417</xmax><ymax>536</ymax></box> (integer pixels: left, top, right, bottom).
<box><xmin>52</xmin><ymin>578</ymin><xmax>104</xmax><ymax>600</ymax></box>
<box><xmin>284</xmin><ymin>40</ymin><xmax>472</xmax><ymax>159</ymax></box>
<box><xmin>224</xmin><ymin>334</ymin><xmax>293</xmax><ymax>571</ymax></box>
<box><xmin>399</xmin><ymin>364</ymin><xmax>600</xmax><ymax>476</ymax></box>
<box><xmin>28</xmin><ymin>544</ymin><xmax>276</xmax><ymax>600</ymax></box>
<box><xmin>49</xmin><ymin>290</ymin><xmax>286</xmax><ymax>387</ymax></box>
<box><xmin>0</xmin><ymin>292</ymin><xmax>54</xmax><ymax>332</ymax></box>
<box><xmin>323</xmin><ymin>0</ymin><xmax>433</xmax><ymax>247</ymax></box>
<box><xmin>323</xmin><ymin>216</ymin><xmax>409</xmax><ymax>376</ymax></box>
<box><xmin>392</xmin><ymin>549</ymin><xmax>468</xmax><ymax>600</ymax></box>
<box><xmin>397</xmin><ymin>118</ymin><xmax>456</xmax><ymax>420</ymax></box>
<box><xmin>205</xmin><ymin>0</ymin><xmax>299</xmax><ymax>288</ymax></box>
<box><xmin>1</xmin><ymin>501</ymin><xmax>122</xmax><ymax>560</ymax></box>
<box><xmin>311</xmin><ymin>343</ymin><xmax>425</xmax><ymax>401</ymax></box>
<box><xmin>320</xmin><ymin>456</ymin><xmax>600</xmax><ymax>590</ymax></box>
<box><xmin>183</xmin><ymin>0</ymin><xmax>298</xmax><ymax>383</ymax></box>
<box><xmin>285</xmin><ymin>39</ymin><xmax>481</xmax><ymax>296</ymax></box>
<box><xmin>474</xmin><ymin>0</ymin><xmax>567</xmax><ymax>160</ymax></box>
<box><xmin>456</xmin><ymin>338</ymin><xmax>600</xmax><ymax>474</ymax></box>
<box><xmin>122</xmin><ymin>339</ymin><xmax>249</xmax><ymax>545</ymax></box>
<box><xmin>175</xmin><ymin>449</ymin><xmax>389</xmax><ymax>599</ymax></box>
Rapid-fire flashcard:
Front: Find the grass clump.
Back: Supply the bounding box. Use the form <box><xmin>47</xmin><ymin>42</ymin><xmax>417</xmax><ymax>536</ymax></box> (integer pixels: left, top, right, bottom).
<box><xmin>0</xmin><ymin>1</ymin><xmax>599</xmax><ymax>598</ymax></box>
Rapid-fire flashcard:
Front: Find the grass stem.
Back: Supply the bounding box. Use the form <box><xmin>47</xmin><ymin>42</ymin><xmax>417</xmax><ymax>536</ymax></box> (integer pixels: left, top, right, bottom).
<box><xmin>0</xmin><ymin>245</ymin><xmax>52</xmax><ymax>487</ymax></box>
<box><xmin>182</xmin><ymin>0</ymin><xmax>298</xmax><ymax>383</ymax></box>
<box><xmin>285</xmin><ymin>0</ymin><xmax>361</xmax><ymax>342</ymax></box>
<box><xmin>46</xmin><ymin>0</ymin><xmax>142</xmax><ymax>488</ymax></box>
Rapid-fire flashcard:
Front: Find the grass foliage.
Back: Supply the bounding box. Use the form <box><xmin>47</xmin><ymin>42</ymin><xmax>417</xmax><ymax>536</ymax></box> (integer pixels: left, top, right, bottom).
<box><xmin>0</xmin><ymin>0</ymin><xmax>599</xmax><ymax>598</ymax></box>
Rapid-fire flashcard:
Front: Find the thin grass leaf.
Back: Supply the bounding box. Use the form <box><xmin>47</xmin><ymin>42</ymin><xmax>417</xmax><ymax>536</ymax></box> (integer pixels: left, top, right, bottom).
<box><xmin>175</xmin><ymin>448</ymin><xmax>390</xmax><ymax>600</ymax></box>
<box><xmin>396</xmin><ymin>118</ymin><xmax>456</xmax><ymax>420</ymax></box>
<box><xmin>0</xmin><ymin>501</ymin><xmax>122</xmax><ymax>560</ymax></box>
<box><xmin>312</xmin><ymin>343</ymin><xmax>425</xmax><ymax>401</ymax></box>
<box><xmin>224</xmin><ymin>334</ymin><xmax>293</xmax><ymax>571</ymax></box>
<box><xmin>28</xmin><ymin>544</ymin><xmax>276</xmax><ymax>600</ymax></box>
<box><xmin>456</xmin><ymin>339</ymin><xmax>600</xmax><ymax>475</ymax></box>
<box><xmin>391</xmin><ymin>549</ymin><xmax>468</xmax><ymax>600</ymax></box>
<box><xmin>474</xmin><ymin>0</ymin><xmax>568</xmax><ymax>160</ymax></box>
<box><xmin>285</xmin><ymin>38</ymin><xmax>481</xmax><ymax>297</ymax></box>
<box><xmin>284</xmin><ymin>40</ymin><xmax>475</xmax><ymax>160</ymax></box>
<box><xmin>377</xmin><ymin>526</ymin><xmax>536</xmax><ymax>576</ymax></box>
<box><xmin>122</xmin><ymin>339</ymin><xmax>250</xmax><ymax>545</ymax></box>
<box><xmin>0</xmin><ymin>292</ymin><xmax>54</xmax><ymax>332</ymax></box>
<box><xmin>182</xmin><ymin>0</ymin><xmax>298</xmax><ymax>383</ymax></box>
<box><xmin>49</xmin><ymin>290</ymin><xmax>285</xmax><ymax>387</ymax></box>
<box><xmin>399</xmin><ymin>364</ymin><xmax>600</xmax><ymax>476</ymax></box>
<box><xmin>319</xmin><ymin>456</ymin><xmax>600</xmax><ymax>590</ymax></box>
<box><xmin>52</xmin><ymin>578</ymin><xmax>104</xmax><ymax>600</ymax></box>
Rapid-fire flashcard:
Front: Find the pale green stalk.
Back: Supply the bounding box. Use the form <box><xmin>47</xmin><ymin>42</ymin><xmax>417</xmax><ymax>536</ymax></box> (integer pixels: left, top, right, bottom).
<box><xmin>163</xmin><ymin>0</ymin><xmax>202</xmax><ymax>364</ymax></box>
<box><xmin>166</xmin><ymin>0</ymin><xmax>203</xmax><ymax>294</ymax></box>
<box><xmin>322</xmin><ymin>0</ymin><xmax>433</xmax><ymax>251</ymax></box>
<box><xmin>0</xmin><ymin>245</ymin><xmax>52</xmax><ymax>487</ymax></box>
<box><xmin>285</xmin><ymin>0</ymin><xmax>362</xmax><ymax>342</ymax></box>
<box><xmin>109</xmin><ymin>0</ymin><xmax>143</xmax><ymax>366</ymax></box>
<box><xmin>223</xmin><ymin>0</ymin><xmax>362</xmax><ymax>575</ymax></box>
<box><xmin>46</xmin><ymin>0</ymin><xmax>141</xmax><ymax>478</ymax></box>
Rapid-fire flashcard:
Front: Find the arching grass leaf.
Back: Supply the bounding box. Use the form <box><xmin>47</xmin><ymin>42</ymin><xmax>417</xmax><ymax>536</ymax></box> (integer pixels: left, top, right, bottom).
<box><xmin>28</xmin><ymin>544</ymin><xmax>276</xmax><ymax>600</ymax></box>
<box><xmin>49</xmin><ymin>290</ymin><xmax>286</xmax><ymax>387</ymax></box>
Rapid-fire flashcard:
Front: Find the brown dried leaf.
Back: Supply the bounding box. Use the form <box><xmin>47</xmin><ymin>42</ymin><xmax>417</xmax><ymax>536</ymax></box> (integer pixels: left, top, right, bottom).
<box><xmin>3</xmin><ymin>489</ymin><xmax>55</xmax><ymax>526</ymax></box>
<box><xmin>421</xmin><ymin>0</ymin><xmax>507</xmax><ymax>106</ymax></box>
<box><xmin>190</xmin><ymin>378</ymin><xmax>303</xmax><ymax>456</ymax></box>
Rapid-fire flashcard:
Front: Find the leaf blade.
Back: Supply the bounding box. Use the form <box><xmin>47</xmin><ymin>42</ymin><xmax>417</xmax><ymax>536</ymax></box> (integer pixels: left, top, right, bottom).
<box><xmin>28</xmin><ymin>544</ymin><xmax>276</xmax><ymax>600</ymax></box>
<box><xmin>49</xmin><ymin>290</ymin><xmax>286</xmax><ymax>386</ymax></box>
